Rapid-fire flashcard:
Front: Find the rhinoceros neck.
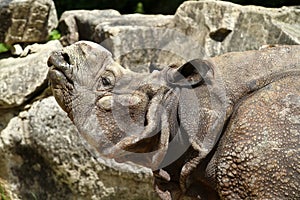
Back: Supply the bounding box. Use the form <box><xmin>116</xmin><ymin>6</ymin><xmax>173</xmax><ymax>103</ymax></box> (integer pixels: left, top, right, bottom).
<box><xmin>211</xmin><ymin>46</ymin><xmax>300</xmax><ymax>105</ymax></box>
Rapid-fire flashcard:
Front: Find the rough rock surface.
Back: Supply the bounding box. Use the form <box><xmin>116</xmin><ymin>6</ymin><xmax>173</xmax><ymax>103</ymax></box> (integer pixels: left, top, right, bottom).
<box><xmin>0</xmin><ymin>96</ymin><xmax>157</xmax><ymax>200</ymax></box>
<box><xmin>93</xmin><ymin>14</ymin><xmax>196</xmax><ymax>72</ymax></box>
<box><xmin>0</xmin><ymin>40</ymin><xmax>62</xmax><ymax>109</ymax></box>
<box><xmin>174</xmin><ymin>0</ymin><xmax>300</xmax><ymax>56</ymax></box>
<box><xmin>59</xmin><ymin>11</ymin><xmax>186</xmax><ymax>72</ymax></box>
<box><xmin>0</xmin><ymin>0</ymin><xmax>58</xmax><ymax>45</ymax></box>
<box><xmin>58</xmin><ymin>9</ymin><xmax>121</xmax><ymax>46</ymax></box>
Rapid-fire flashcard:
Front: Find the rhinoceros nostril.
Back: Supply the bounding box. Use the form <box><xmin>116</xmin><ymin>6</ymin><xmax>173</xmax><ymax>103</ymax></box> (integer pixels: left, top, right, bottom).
<box><xmin>47</xmin><ymin>56</ymin><xmax>53</xmax><ymax>67</ymax></box>
<box><xmin>47</xmin><ymin>51</ymin><xmax>71</xmax><ymax>69</ymax></box>
<box><xmin>47</xmin><ymin>53</ymin><xmax>59</xmax><ymax>68</ymax></box>
<box><xmin>62</xmin><ymin>52</ymin><xmax>71</xmax><ymax>65</ymax></box>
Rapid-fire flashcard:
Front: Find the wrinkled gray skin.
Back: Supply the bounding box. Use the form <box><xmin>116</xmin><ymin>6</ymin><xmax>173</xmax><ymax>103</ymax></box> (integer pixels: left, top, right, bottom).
<box><xmin>47</xmin><ymin>41</ymin><xmax>300</xmax><ymax>200</ymax></box>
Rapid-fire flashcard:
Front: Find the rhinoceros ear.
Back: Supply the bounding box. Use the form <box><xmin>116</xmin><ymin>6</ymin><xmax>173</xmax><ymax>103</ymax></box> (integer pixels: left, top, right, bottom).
<box><xmin>166</xmin><ymin>59</ymin><xmax>214</xmax><ymax>87</ymax></box>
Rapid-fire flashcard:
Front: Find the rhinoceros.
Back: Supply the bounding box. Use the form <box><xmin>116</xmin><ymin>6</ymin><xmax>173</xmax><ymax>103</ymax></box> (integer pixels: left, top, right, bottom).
<box><xmin>47</xmin><ymin>41</ymin><xmax>300</xmax><ymax>200</ymax></box>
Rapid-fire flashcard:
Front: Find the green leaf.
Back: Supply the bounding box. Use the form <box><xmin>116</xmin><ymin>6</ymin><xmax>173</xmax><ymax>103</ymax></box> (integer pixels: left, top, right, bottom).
<box><xmin>135</xmin><ymin>2</ymin><xmax>144</xmax><ymax>14</ymax></box>
<box><xmin>0</xmin><ymin>43</ymin><xmax>10</xmax><ymax>53</ymax></box>
<box><xmin>49</xmin><ymin>29</ymin><xmax>61</xmax><ymax>40</ymax></box>
<box><xmin>0</xmin><ymin>184</ymin><xmax>10</xmax><ymax>200</ymax></box>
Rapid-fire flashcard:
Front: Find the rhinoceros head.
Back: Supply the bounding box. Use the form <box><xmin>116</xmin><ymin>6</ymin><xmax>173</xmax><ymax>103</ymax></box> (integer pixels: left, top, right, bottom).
<box><xmin>47</xmin><ymin>41</ymin><xmax>214</xmax><ymax>169</ymax></box>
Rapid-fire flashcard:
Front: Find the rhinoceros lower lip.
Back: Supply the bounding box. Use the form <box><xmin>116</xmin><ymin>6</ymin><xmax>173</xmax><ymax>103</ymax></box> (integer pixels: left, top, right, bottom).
<box><xmin>48</xmin><ymin>67</ymin><xmax>66</xmax><ymax>85</ymax></box>
<box><xmin>48</xmin><ymin>66</ymin><xmax>74</xmax><ymax>87</ymax></box>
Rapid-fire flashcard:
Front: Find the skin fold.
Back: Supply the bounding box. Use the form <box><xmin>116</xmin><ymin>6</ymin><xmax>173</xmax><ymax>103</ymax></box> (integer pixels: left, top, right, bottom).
<box><xmin>47</xmin><ymin>41</ymin><xmax>300</xmax><ymax>199</ymax></box>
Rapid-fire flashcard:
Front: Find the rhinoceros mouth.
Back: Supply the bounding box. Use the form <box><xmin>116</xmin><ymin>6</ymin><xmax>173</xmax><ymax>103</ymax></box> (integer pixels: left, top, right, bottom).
<box><xmin>47</xmin><ymin>51</ymin><xmax>75</xmax><ymax>86</ymax></box>
<box><xmin>48</xmin><ymin>67</ymin><xmax>68</xmax><ymax>86</ymax></box>
<box><xmin>47</xmin><ymin>51</ymin><xmax>76</xmax><ymax>114</ymax></box>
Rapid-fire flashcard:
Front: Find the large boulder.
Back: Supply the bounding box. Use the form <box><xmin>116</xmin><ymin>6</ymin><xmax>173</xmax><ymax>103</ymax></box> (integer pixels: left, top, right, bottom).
<box><xmin>58</xmin><ymin>9</ymin><xmax>121</xmax><ymax>46</ymax></box>
<box><xmin>0</xmin><ymin>96</ymin><xmax>157</xmax><ymax>200</ymax></box>
<box><xmin>0</xmin><ymin>40</ymin><xmax>62</xmax><ymax>109</ymax></box>
<box><xmin>174</xmin><ymin>0</ymin><xmax>300</xmax><ymax>56</ymax></box>
<box><xmin>58</xmin><ymin>11</ymin><xmax>186</xmax><ymax>73</ymax></box>
<box><xmin>0</xmin><ymin>0</ymin><xmax>58</xmax><ymax>45</ymax></box>
<box><xmin>93</xmin><ymin>14</ymin><xmax>196</xmax><ymax>72</ymax></box>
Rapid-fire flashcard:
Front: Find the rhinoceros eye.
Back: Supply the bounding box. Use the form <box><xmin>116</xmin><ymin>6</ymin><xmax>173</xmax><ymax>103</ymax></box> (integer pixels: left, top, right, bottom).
<box><xmin>97</xmin><ymin>71</ymin><xmax>115</xmax><ymax>91</ymax></box>
<box><xmin>102</xmin><ymin>77</ymin><xmax>111</xmax><ymax>86</ymax></box>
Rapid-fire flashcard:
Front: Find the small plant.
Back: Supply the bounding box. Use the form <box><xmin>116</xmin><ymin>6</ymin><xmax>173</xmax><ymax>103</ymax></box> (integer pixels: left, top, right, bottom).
<box><xmin>48</xmin><ymin>29</ymin><xmax>61</xmax><ymax>40</ymax></box>
<box><xmin>135</xmin><ymin>2</ymin><xmax>144</xmax><ymax>14</ymax></box>
<box><xmin>0</xmin><ymin>184</ymin><xmax>10</xmax><ymax>200</ymax></box>
<box><xmin>30</xmin><ymin>192</ymin><xmax>38</xmax><ymax>200</ymax></box>
<box><xmin>0</xmin><ymin>43</ymin><xmax>10</xmax><ymax>54</ymax></box>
